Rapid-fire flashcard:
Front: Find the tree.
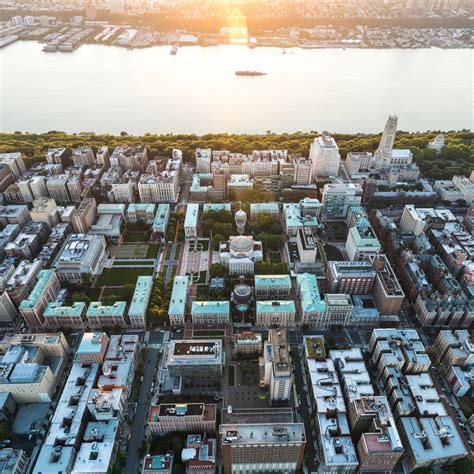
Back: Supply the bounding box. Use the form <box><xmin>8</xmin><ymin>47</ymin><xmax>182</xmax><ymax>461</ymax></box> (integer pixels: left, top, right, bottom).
<box><xmin>212</xmin><ymin>233</ymin><xmax>225</xmax><ymax>250</ymax></box>
<box><xmin>449</xmin><ymin>457</ymin><xmax>474</xmax><ymax>474</ymax></box>
<box><xmin>210</xmin><ymin>263</ymin><xmax>227</xmax><ymax>278</ymax></box>
<box><xmin>0</xmin><ymin>422</ymin><xmax>10</xmax><ymax>442</ymax></box>
<box><xmin>72</xmin><ymin>293</ymin><xmax>91</xmax><ymax>305</ymax></box>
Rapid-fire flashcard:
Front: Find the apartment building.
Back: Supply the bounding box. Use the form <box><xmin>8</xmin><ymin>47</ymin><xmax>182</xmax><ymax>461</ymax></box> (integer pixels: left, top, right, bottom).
<box><xmin>0</xmin><ymin>205</ymin><xmax>30</xmax><ymax>227</ymax></box>
<box><xmin>0</xmin><ymin>152</ymin><xmax>26</xmax><ymax>178</ymax></box>
<box><xmin>76</xmin><ymin>332</ymin><xmax>110</xmax><ymax>364</ymax></box>
<box><xmin>196</xmin><ymin>148</ymin><xmax>211</xmax><ymax>173</ymax></box>
<box><xmin>17</xmin><ymin>176</ymin><xmax>48</xmax><ymax>203</ymax></box>
<box><xmin>323</xmin><ymin>294</ymin><xmax>354</xmax><ymax>327</ymax></box>
<box><xmin>309</xmin><ymin>133</ymin><xmax>340</xmax><ymax>179</ymax></box>
<box><xmin>72</xmin><ymin>146</ymin><xmax>95</xmax><ymax>167</ymax></box>
<box><xmin>34</xmin><ymin>362</ymin><xmax>100</xmax><ymax>473</ymax></box>
<box><xmin>110</xmin><ymin>145</ymin><xmax>148</xmax><ymax>172</ymax></box>
<box><xmin>370</xmin><ymin>255</ymin><xmax>405</xmax><ymax>316</ymax></box>
<box><xmin>5</xmin><ymin>259</ymin><xmax>43</xmax><ymax>306</ymax></box>
<box><xmin>0</xmin><ymin>293</ymin><xmax>16</xmax><ymax>324</ymax></box>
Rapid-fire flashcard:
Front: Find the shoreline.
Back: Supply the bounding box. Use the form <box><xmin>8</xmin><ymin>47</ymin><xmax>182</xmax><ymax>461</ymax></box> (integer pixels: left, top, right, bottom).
<box><xmin>7</xmin><ymin>37</ymin><xmax>473</xmax><ymax>52</ymax></box>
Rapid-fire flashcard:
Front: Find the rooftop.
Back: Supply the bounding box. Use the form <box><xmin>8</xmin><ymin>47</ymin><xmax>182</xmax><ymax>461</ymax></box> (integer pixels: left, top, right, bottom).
<box><xmin>256</xmin><ymin>300</ymin><xmax>296</xmax><ymax>314</ymax></box>
<box><xmin>191</xmin><ymin>301</ymin><xmax>230</xmax><ymax>315</ymax></box>
<box><xmin>220</xmin><ymin>422</ymin><xmax>305</xmax><ymax>445</ymax></box>
<box><xmin>18</xmin><ymin>269</ymin><xmax>57</xmax><ymax>310</ymax></box>
<box><xmin>86</xmin><ymin>301</ymin><xmax>126</xmax><ymax>318</ymax></box>
<box><xmin>297</xmin><ymin>273</ymin><xmax>326</xmax><ymax>314</ymax></box>
<box><xmin>168</xmin><ymin>276</ymin><xmax>189</xmax><ymax>316</ymax></box>
<box><xmin>128</xmin><ymin>276</ymin><xmax>153</xmax><ymax>317</ymax></box>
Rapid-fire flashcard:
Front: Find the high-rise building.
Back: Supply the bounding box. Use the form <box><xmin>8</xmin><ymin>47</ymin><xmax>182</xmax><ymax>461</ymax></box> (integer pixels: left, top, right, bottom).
<box><xmin>5</xmin><ymin>259</ymin><xmax>43</xmax><ymax>306</ymax></box>
<box><xmin>0</xmin><ymin>292</ymin><xmax>16</xmax><ymax>323</ymax></box>
<box><xmin>309</xmin><ymin>132</ymin><xmax>340</xmax><ymax>179</ymax></box>
<box><xmin>370</xmin><ymin>255</ymin><xmax>405</xmax><ymax>316</ymax></box>
<box><xmin>110</xmin><ymin>145</ymin><xmax>148</xmax><ymax>172</ymax></box>
<box><xmin>322</xmin><ymin>182</ymin><xmax>362</xmax><ymax>220</ymax></box>
<box><xmin>375</xmin><ymin>115</ymin><xmax>398</xmax><ymax>165</ymax></box>
<box><xmin>266</xmin><ymin>329</ymin><xmax>292</xmax><ymax>403</ymax></box>
<box><xmin>30</xmin><ymin>198</ymin><xmax>58</xmax><ymax>230</ymax></box>
<box><xmin>196</xmin><ymin>148</ymin><xmax>212</xmax><ymax>173</ymax></box>
<box><xmin>293</xmin><ymin>156</ymin><xmax>312</xmax><ymax>184</ymax></box>
<box><xmin>326</xmin><ymin>261</ymin><xmax>376</xmax><ymax>294</ymax></box>
<box><xmin>72</xmin><ymin>146</ymin><xmax>95</xmax><ymax>168</ymax></box>
<box><xmin>0</xmin><ymin>152</ymin><xmax>26</xmax><ymax>178</ymax></box>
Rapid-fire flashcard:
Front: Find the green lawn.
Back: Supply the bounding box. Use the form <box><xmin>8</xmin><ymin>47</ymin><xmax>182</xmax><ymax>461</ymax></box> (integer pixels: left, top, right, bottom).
<box><xmin>123</xmin><ymin>230</ymin><xmax>151</xmax><ymax>243</ymax></box>
<box><xmin>458</xmin><ymin>396</ymin><xmax>474</xmax><ymax>418</ymax></box>
<box><xmin>193</xmin><ymin>330</ymin><xmax>225</xmax><ymax>337</ymax></box>
<box><xmin>97</xmin><ymin>267</ymin><xmax>154</xmax><ymax>286</ymax></box>
<box><xmin>228</xmin><ymin>366</ymin><xmax>235</xmax><ymax>387</ymax></box>
<box><xmin>146</xmin><ymin>245</ymin><xmax>160</xmax><ymax>259</ymax></box>
<box><xmin>113</xmin><ymin>260</ymin><xmax>154</xmax><ymax>266</ymax></box>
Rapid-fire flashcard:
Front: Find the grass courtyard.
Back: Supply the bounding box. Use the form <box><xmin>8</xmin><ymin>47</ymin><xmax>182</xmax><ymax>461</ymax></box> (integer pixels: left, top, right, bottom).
<box><xmin>96</xmin><ymin>267</ymin><xmax>154</xmax><ymax>286</ymax></box>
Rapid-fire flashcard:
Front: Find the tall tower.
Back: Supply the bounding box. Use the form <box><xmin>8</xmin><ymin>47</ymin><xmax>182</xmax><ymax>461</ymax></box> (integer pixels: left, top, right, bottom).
<box><xmin>376</xmin><ymin>115</ymin><xmax>398</xmax><ymax>167</ymax></box>
<box><xmin>235</xmin><ymin>207</ymin><xmax>247</xmax><ymax>235</ymax></box>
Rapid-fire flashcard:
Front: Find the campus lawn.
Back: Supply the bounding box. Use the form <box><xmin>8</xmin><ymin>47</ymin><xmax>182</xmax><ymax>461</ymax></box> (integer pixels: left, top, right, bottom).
<box><xmin>96</xmin><ymin>267</ymin><xmax>154</xmax><ymax>286</ymax></box>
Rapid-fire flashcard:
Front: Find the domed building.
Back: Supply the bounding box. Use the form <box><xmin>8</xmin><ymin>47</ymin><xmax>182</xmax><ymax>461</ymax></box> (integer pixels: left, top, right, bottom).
<box><xmin>219</xmin><ymin>235</ymin><xmax>263</xmax><ymax>275</ymax></box>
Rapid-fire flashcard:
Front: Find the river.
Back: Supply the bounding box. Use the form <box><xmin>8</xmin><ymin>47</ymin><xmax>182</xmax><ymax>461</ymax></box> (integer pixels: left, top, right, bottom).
<box><xmin>0</xmin><ymin>41</ymin><xmax>472</xmax><ymax>134</ymax></box>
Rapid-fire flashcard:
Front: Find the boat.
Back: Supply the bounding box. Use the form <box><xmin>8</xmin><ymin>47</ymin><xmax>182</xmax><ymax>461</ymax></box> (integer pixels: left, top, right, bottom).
<box><xmin>235</xmin><ymin>70</ymin><xmax>266</xmax><ymax>76</ymax></box>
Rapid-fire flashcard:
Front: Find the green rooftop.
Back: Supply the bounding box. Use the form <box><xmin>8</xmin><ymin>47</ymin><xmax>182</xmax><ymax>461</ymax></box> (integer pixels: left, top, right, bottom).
<box><xmin>128</xmin><ymin>203</ymin><xmax>156</xmax><ymax>213</ymax></box>
<box><xmin>129</xmin><ymin>276</ymin><xmax>153</xmax><ymax>317</ymax></box>
<box><xmin>44</xmin><ymin>301</ymin><xmax>86</xmax><ymax>318</ymax></box>
<box><xmin>256</xmin><ymin>300</ymin><xmax>296</xmax><ymax>314</ymax></box>
<box><xmin>254</xmin><ymin>274</ymin><xmax>291</xmax><ymax>288</ymax></box>
<box><xmin>86</xmin><ymin>301</ymin><xmax>127</xmax><ymax>317</ymax></box>
<box><xmin>191</xmin><ymin>300</ymin><xmax>230</xmax><ymax>315</ymax></box>
<box><xmin>296</xmin><ymin>273</ymin><xmax>326</xmax><ymax>314</ymax></box>
<box><xmin>19</xmin><ymin>270</ymin><xmax>57</xmax><ymax>309</ymax></box>
<box><xmin>169</xmin><ymin>276</ymin><xmax>189</xmax><ymax>316</ymax></box>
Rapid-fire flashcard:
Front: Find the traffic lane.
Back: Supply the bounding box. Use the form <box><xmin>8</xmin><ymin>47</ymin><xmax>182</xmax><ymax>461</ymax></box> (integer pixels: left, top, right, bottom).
<box><xmin>125</xmin><ymin>348</ymin><xmax>159</xmax><ymax>474</ymax></box>
<box><xmin>428</xmin><ymin>367</ymin><xmax>474</xmax><ymax>461</ymax></box>
<box><xmin>292</xmin><ymin>348</ymin><xmax>317</xmax><ymax>472</ymax></box>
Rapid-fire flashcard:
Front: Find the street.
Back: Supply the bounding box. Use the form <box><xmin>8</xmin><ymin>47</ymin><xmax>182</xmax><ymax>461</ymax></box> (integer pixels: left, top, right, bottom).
<box><xmin>125</xmin><ymin>347</ymin><xmax>160</xmax><ymax>474</ymax></box>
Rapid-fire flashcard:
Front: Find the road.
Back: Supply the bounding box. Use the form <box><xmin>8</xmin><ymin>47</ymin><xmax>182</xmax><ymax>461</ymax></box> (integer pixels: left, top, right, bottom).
<box><xmin>125</xmin><ymin>347</ymin><xmax>159</xmax><ymax>474</ymax></box>
<box><xmin>291</xmin><ymin>335</ymin><xmax>318</xmax><ymax>473</ymax></box>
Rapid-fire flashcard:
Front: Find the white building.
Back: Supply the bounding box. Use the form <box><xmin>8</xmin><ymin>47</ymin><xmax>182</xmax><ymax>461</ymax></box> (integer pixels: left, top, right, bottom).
<box><xmin>255</xmin><ymin>301</ymin><xmax>296</xmax><ymax>327</ymax></box>
<box><xmin>265</xmin><ymin>329</ymin><xmax>292</xmax><ymax>403</ymax></box>
<box><xmin>219</xmin><ymin>235</ymin><xmax>263</xmax><ymax>275</ymax></box>
<box><xmin>191</xmin><ymin>301</ymin><xmax>230</xmax><ymax>325</ymax></box>
<box><xmin>345</xmin><ymin>218</ymin><xmax>381</xmax><ymax>261</ymax></box>
<box><xmin>184</xmin><ymin>203</ymin><xmax>199</xmax><ymax>239</ymax></box>
<box><xmin>54</xmin><ymin>234</ymin><xmax>106</xmax><ymax>283</ymax></box>
<box><xmin>309</xmin><ymin>133</ymin><xmax>340</xmax><ymax>179</ymax></box>
<box><xmin>196</xmin><ymin>148</ymin><xmax>211</xmax><ymax>173</ymax></box>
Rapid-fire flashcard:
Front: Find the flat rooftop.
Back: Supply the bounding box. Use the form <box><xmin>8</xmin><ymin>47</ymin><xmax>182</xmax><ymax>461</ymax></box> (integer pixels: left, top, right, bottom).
<box><xmin>220</xmin><ymin>422</ymin><xmax>305</xmax><ymax>445</ymax></box>
<box><xmin>128</xmin><ymin>276</ymin><xmax>153</xmax><ymax>316</ymax></box>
